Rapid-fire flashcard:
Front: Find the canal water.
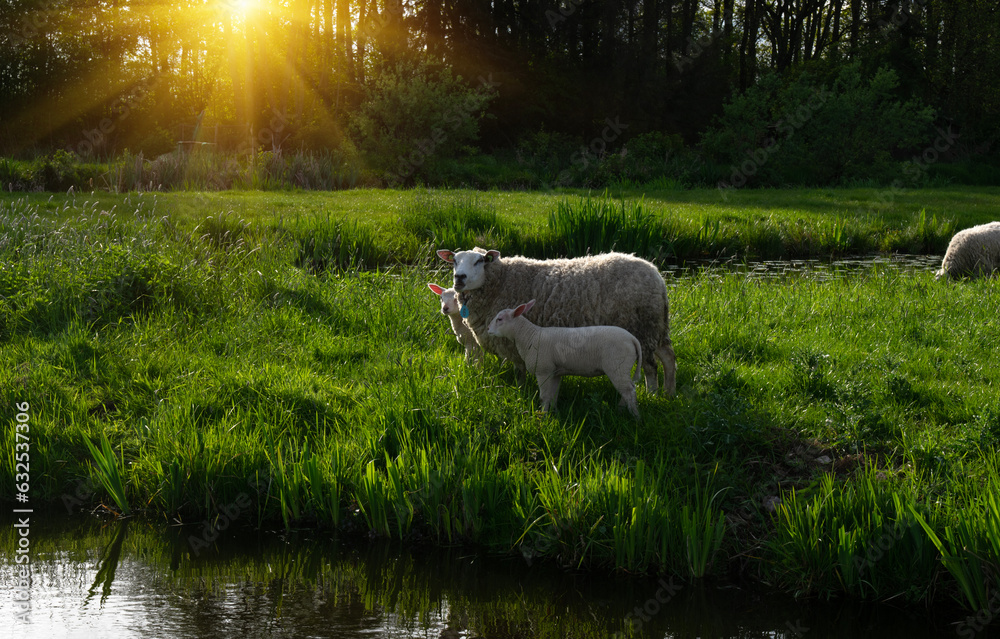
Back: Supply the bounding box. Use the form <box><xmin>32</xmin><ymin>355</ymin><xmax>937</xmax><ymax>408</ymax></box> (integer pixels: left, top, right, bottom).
<box><xmin>1</xmin><ymin>514</ymin><xmax>973</xmax><ymax>639</ymax></box>
<box><xmin>662</xmin><ymin>253</ymin><xmax>944</xmax><ymax>280</ymax></box>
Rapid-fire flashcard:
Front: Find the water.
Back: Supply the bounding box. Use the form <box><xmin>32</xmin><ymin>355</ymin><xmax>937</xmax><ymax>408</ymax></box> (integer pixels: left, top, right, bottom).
<box><xmin>1</xmin><ymin>515</ymin><xmax>972</xmax><ymax>639</ymax></box>
<box><xmin>663</xmin><ymin>254</ymin><xmax>944</xmax><ymax>280</ymax></box>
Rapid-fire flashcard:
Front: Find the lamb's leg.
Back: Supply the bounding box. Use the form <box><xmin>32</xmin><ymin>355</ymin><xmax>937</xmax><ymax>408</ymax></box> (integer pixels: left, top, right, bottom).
<box><xmin>655</xmin><ymin>343</ymin><xmax>677</xmax><ymax>397</ymax></box>
<box><xmin>536</xmin><ymin>373</ymin><xmax>561</xmax><ymax>413</ymax></box>
<box><xmin>515</xmin><ymin>365</ymin><xmax>527</xmax><ymax>385</ymax></box>
<box><xmin>462</xmin><ymin>340</ymin><xmax>479</xmax><ymax>362</ymax></box>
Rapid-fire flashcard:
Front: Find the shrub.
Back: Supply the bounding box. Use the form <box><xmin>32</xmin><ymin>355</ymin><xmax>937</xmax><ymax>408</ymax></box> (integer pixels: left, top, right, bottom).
<box><xmin>350</xmin><ymin>59</ymin><xmax>497</xmax><ymax>184</ymax></box>
<box><xmin>701</xmin><ymin>62</ymin><xmax>935</xmax><ymax>187</ymax></box>
<box><xmin>0</xmin><ymin>158</ymin><xmax>35</xmax><ymax>191</ymax></box>
<box><xmin>620</xmin><ymin>131</ymin><xmax>686</xmax><ymax>183</ymax></box>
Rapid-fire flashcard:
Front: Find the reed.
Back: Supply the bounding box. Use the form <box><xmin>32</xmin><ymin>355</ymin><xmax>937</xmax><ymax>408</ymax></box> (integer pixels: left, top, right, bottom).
<box><xmin>679</xmin><ymin>464</ymin><xmax>727</xmax><ymax>578</ymax></box>
<box><xmin>357</xmin><ymin>460</ymin><xmax>392</xmax><ymax>537</ymax></box>
<box><xmin>83</xmin><ymin>431</ymin><xmax>132</xmax><ymax>515</ymax></box>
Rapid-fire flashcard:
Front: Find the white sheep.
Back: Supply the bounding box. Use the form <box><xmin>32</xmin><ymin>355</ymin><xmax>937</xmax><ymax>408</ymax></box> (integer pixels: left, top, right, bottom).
<box><xmin>488</xmin><ymin>299</ymin><xmax>642</xmax><ymax>418</ymax></box>
<box><xmin>936</xmin><ymin>222</ymin><xmax>1000</xmax><ymax>279</ymax></box>
<box><xmin>437</xmin><ymin>247</ymin><xmax>676</xmax><ymax>396</ymax></box>
<box><xmin>427</xmin><ymin>283</ymin><xmax>481</xmax><ymax>361</ymax></box>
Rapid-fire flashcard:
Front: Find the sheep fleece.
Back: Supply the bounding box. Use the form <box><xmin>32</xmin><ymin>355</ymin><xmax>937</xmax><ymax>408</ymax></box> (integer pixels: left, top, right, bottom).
<box><xmin>937</xmin><ymin>221</ymin><xmax>1000</xmax><ymax>279</ymax></box>
<box><xmin>457</xmin><ymin>250</ymin><xmax>672</xmax><ymax>373</ymax></box>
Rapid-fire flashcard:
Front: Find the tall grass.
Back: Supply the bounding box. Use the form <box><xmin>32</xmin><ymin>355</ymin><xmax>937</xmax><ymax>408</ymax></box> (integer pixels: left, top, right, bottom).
<box><xmin>539</xmin><ymin>193</ymin><xmax>675</xmax><ymax>261</ymax></box>
<box><xmin>287</xmin><ymin>215</ymin><xmax>393</xmax><ymax>273</ymax></box>
<box><xmin>399</xmin><ymin>192</ymin><xmax>516</xmax><ymax>253</ymax></box>
<box><xmin>106</xmin><ymin>149</ymin><xmax>366</xmax><ymax>192</ymax></box>
<box><xmin>910</xmin><ymin>454</ymin><xmax>1000</xmax><ymax>610</ymax></box>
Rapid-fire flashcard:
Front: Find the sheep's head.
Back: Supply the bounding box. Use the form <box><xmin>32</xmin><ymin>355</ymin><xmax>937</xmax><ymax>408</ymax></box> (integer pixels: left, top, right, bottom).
<box><xmin>427</xmin><ymin>283</ymin><xmax>461</xmax><ymax>315</ymax></box>
<box><xmin>437</xmin><ymin>248</ymin><xmax>500</xmax><ymax>292</ymax></box>
<box><xmin>488</xmin><ymin>299</ymin><xmax>535</xmax><ymax>337</ymax></box>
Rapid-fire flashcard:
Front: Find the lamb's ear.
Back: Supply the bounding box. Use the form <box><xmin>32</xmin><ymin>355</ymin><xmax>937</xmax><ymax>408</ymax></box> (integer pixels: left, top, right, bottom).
<box><xmin>484</xmin><ymin>250</ymin><xmax>501</xmax><ymax>263</ymax></box>
<box><xmin>513</xmin><ymin>301</ymin><xmax>531</xmax><ymax>318</ymax></box>
<box><xmin>427</xmin><ymin>283</ymin><xmax>445</xmax><ymax>296</ymax></box>
<box><xmin>523</xmin><ymin>299</ymin><xmax>536</xmax><ymax>314</ymax></box>
<box><xmin>436</xmin><ymin>249</ymin><xmax>455</xmax><ymax>263</ymax></box>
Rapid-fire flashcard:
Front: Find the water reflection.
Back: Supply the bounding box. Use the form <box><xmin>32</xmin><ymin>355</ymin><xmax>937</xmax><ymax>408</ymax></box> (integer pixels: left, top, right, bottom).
<box><xmin>0</xmin><ymin>515</ymin><xmax>967</xmax><ymax>638</ymax></box>
<box><xmin>664</xmin><ymin>254</ymin><xmax>943</xmax><ymax>280</ymax></box>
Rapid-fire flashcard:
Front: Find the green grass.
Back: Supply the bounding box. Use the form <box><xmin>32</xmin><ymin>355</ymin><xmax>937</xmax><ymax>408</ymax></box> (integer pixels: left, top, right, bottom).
<box><xmin>1</xmin><ymin>188</ymin><xmax>999</xmax><ymax>609</ymax></box>
<box><xmin>4</xmin><ymin>185</ymin><xmax>997</xmax><ymax>263</ymax></box>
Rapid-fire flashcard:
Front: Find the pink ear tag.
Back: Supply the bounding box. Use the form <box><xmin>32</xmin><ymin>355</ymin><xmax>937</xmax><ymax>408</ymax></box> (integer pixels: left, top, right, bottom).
<box><xmin>460</xmin><ymin>305</ymin><xmax>469</xmax><ymax>318</ymax></box>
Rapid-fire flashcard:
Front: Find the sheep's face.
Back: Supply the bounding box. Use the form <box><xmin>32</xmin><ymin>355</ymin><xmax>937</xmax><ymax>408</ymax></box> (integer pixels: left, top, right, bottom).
<box><xmin>437</xmin><ymin>249</ymin><xmax>499</xmax><ymax>292</ymax></box>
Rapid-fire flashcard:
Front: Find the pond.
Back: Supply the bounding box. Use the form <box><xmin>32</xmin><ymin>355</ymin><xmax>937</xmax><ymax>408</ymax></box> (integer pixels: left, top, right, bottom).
<box><xmin>1</xmin><ymin>514</ymin><xmax>969</xmax><ymax>639</ymax></box>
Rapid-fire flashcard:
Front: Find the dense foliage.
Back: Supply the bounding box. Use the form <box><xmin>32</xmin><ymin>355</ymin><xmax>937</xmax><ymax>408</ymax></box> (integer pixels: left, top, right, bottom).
<box><xmin>2</xmin><ymin>1</ymin><xmax>999</xmax><ymax>187</ymax></box>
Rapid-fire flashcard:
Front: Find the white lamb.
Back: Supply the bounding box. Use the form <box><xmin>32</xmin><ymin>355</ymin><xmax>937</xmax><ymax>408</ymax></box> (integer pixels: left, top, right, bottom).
<box><xmin>427</xmin><ymin>283</ymin><xmax>481</xmax><ymax>361</ymax></box>
<box><xmin>437</xmin><ymin>247</ymin><xmax>676</xmax><ymax>396</ymax></box>
<box><xmin>935</xmin><ymin>221</ymin><xmax>1000</xmax><ymax>279</ymax></box>
<box><xmin>488</xmin><ymin>299</ymin><xmax>643</xmax><ymax>418</ymax></box>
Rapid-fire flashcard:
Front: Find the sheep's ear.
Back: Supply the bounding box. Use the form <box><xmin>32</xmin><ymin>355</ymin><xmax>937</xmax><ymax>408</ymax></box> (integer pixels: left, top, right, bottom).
<box><xmin>484</xmin><ymin>250</ymin><xmax>500</xmax><ymax>263</ymax></box>
<box><xmin>436</xmin><ymin>249</ymin><xmax>455</xmax><ymax>263</ymax></box>
<box><xmin>513</xmin><ymin>302</ymin><xmax>529</xmax><ymax>318</ymax></box>
<box><xmin>523</xmin><ymin>299</ymin><xmax>536</xmax><ymax>314</ymax></box>
<box><xmin>427</xmin><ymin>283</ymin><xmax>444</xmax><ymax>296</ymax></box>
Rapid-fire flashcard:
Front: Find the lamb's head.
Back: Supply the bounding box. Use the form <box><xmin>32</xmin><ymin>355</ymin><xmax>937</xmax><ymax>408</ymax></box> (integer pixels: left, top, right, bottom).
<box><xmin>436</xmin><ymin>248</ymin><xmax>500</xmax><ymax>292</ymax></box>
<box><xmin>488</xmin><ymin>299</ymin><xmax>535</xmax><ymax>337</ymax></box>
<box><xmin>427</xmin><ymin>283</ymin><xmax>462</xmax><ymax>316</ymax></box>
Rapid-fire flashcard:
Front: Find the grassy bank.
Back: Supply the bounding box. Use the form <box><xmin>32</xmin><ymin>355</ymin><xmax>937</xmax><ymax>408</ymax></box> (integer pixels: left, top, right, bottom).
<box><xmin>2</xmin><ymin>189</ymin><xmax>999</xmax><ymax>611</ymax></box>
<box><xmin>4</xmin><ymin>185</ymin><xmax>998</xmax><ymax>264</ymax></box>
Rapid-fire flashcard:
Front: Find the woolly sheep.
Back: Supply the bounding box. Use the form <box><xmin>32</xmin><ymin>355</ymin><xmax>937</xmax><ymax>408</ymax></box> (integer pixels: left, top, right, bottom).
<box><xmin>488</xmin><ymin>299</ymin><xmax>643</xmax><ymax>418</ymax></box>
<box><xmin>935</xmin><ymin>222</ymin><xmax>1000</xmax><ymax>280</ymax></box>
<box><xmin>427</xmin><ymin>283</ymin><xmax>481</xmax><ymax>361</ymax></box>
<box><xmin>437</xmin><ymin>247</ymin><xmax>676</xmax><ymax>396</ymax></box>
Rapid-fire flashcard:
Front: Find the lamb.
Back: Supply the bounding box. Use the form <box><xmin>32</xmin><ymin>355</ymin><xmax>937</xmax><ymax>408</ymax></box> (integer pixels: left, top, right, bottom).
<box><xmin>436</xmin><ymin>247</ymin><xmax>676</xmax><ymax>396</ymax></box>
<box><xmin>935</xmin><ymin>222</ymin><xmax>1000</xmax><ymax>279</ymax></box>
<box><xmin>488</xmin><ymin>299</ymin><xmax>643</xmax><ymax>417</ymax></box>
<box><xmin>427</xmin><ymin>283</ymin><xmax>481</xmax><ymax>361</ymax></box>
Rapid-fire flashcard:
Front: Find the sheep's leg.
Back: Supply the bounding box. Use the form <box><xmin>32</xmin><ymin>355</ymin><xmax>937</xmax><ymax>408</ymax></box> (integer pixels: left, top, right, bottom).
<box><xmin>537</xmin><ymin>373</ymin><xmax>561</xmax><ymax>413</ymax></box>
<box><xmin>655</xmin><ymin>343</ymin><xmax>677</xmax><ymax>397</ymax></box>
<box><xmin>642</xmin><ymin>357</ymin><xmax>659</xmax><ymax>394</ymax></box>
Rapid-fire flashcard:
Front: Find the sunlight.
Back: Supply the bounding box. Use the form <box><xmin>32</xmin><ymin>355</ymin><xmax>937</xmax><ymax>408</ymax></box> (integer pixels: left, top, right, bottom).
<box><xmin>227</xmin><ymin>0</ymin><xmax>259</xmax><ymax>19</ymax></box>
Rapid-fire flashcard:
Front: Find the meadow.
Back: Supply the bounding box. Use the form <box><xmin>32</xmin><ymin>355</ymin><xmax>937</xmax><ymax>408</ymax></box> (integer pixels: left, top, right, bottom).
<box><xmin>2</xmin><ymin>186</ymin><xmax>999</xmax><ymax>611</ymax></box>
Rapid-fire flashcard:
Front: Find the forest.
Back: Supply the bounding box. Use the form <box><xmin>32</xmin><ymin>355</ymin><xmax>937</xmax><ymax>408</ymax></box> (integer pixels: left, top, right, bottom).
<box><xmin>2</xmin><ymin>0</ymin><xmax>999</xmax><ymax>188</ymax></box>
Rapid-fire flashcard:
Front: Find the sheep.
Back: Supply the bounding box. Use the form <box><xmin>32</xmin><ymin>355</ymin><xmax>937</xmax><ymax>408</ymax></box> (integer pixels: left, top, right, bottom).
<box><xmin>427</xmin><ymin>283</ymin><xmax>482</xmax><ymax>361</ymax></box>
<box><xmin>935</xmin><ymin>222</ymin><xmax>1000</xmax><ymax>280</ymax></box>
<box><xmin>488</xmin><ymin>299</ymin><xmax>643</xmax><ymax>417</ymax></box>
<box><xmin>436</xmin><ymin>247</ymin><xmax>676</xmax><ymax>395</ymax></box>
